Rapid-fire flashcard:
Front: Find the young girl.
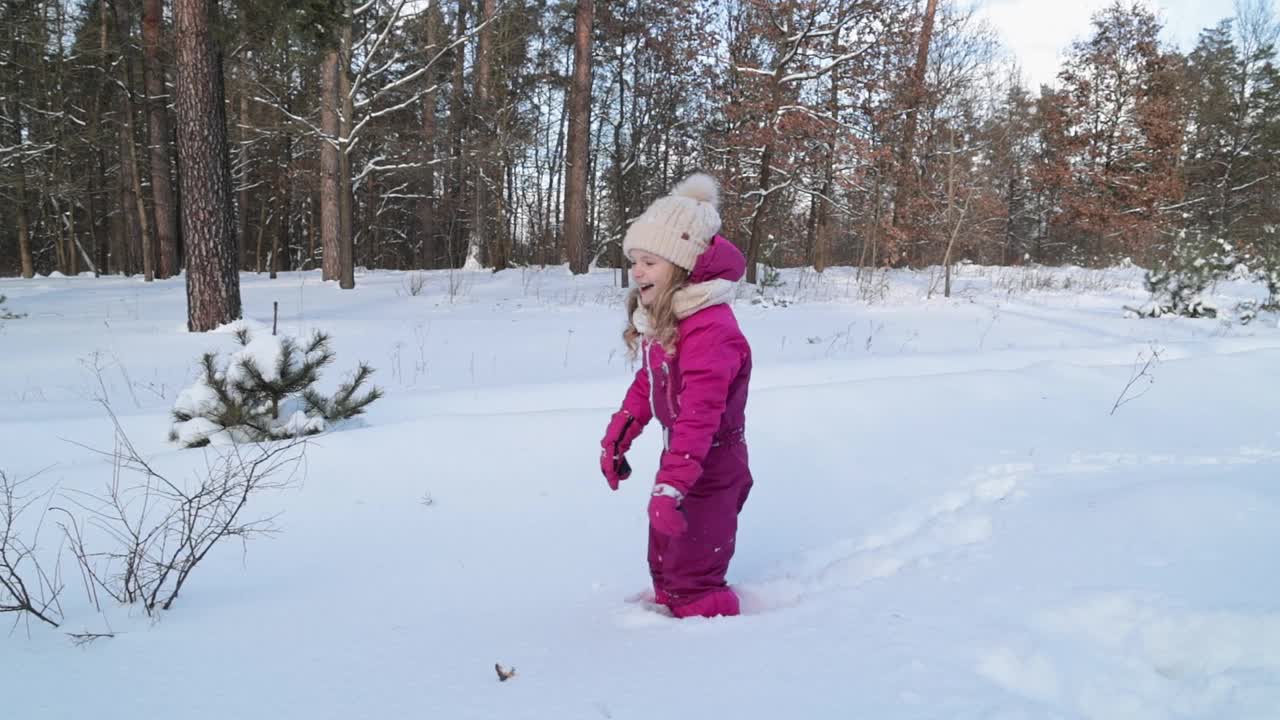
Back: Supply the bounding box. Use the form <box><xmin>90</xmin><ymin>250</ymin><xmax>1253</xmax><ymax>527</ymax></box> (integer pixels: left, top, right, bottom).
<box><xmin>599</xmin><ymin>173</ymin><xmax>753</xmax><ymax>619</ymax></box>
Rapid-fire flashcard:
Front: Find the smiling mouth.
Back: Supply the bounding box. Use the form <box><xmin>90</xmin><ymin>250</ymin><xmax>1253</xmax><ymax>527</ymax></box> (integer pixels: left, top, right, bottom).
<box><xmin>639</xmin><ymin>283</ymin><xmax>655</xmax><ymax>292</ymax></box>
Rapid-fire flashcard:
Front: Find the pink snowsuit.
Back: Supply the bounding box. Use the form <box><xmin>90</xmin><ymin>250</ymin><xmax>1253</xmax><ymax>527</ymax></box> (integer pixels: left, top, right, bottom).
<box><xmin>618</xmin><ymin>235</ymin><xmax>753</xmax><ymax>617</ymax></box>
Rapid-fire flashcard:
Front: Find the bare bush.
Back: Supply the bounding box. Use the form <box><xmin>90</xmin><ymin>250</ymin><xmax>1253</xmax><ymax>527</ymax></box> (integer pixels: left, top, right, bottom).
<box><xmin>1</xmin><ymin>470</ymin><xmax>63</xmax><ymax>629</ymax></box>
<box><xmin>856</xmin><ymin>268</ymin><xmax>891</xmax><ymax>303</ymax></box>
<box><xmin>971</xmin><ymin>265</ymin><xmax>1123</xmax><ymax>296</ymax></box>
<box><xmin>1110</xmin><ymin>344</ymin><xmax>1163</xmax><ymax>416</ymax></box>
<box><xmin>401</xmin><ymin>272</ymin><xmax>428</xmax><ymax>297</ymax></box>
<box><xmin>58</xmin><ymin>406</ymin><xmax>305</xmax><ymax>615</ymax></box>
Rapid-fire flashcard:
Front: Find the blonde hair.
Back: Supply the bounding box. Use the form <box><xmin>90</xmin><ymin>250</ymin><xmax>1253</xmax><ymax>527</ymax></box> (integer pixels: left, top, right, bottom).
<box><xmin>623</xmin><ymin>267</ymin><xmax>690</xmax><ymax>359</ymax></box>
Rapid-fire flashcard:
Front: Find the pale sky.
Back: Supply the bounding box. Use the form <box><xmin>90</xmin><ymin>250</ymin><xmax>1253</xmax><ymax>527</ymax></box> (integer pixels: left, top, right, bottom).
<box><xmin>975</xmin><ymin>0</ymin><xmax>1255</xmax><ymax>88</ymax></box>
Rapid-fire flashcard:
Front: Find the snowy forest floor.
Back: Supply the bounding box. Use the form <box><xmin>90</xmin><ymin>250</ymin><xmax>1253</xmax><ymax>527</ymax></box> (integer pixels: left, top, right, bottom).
<box><xmin>2</xmin><ymin>263</ymin><xmax>1278</xmax><ymax>719</ymax></box>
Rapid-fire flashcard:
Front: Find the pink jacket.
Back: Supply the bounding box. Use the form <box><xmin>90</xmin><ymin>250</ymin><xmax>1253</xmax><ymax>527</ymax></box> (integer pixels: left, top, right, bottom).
<box><xmin>621</xmin><ymin>235</ymin><xmax>752</xmax><ymax>495</ymax></box>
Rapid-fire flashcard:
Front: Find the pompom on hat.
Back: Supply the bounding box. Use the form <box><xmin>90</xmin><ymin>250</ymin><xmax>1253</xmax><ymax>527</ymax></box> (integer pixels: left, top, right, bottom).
<box><xmin>622</xmin><ymin>173</ymin><xmax>722</xmax><ymax>271</ymax></box>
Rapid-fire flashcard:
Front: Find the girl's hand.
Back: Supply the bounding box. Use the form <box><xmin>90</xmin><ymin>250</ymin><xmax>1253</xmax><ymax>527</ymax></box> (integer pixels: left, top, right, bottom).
<box><xmin>600</xmin><ymin>410</ymin><xmax>642</xmax><ymax>490</ymax></box>
<box><xmin>600</xmin><ymin>448</ymin><xmax>632</xmax><ymax>490</ymax></box>
<box><xmin>648</xmin><ymin>485</ymin><xmax>688</xmax><ymax>537</ymax></box>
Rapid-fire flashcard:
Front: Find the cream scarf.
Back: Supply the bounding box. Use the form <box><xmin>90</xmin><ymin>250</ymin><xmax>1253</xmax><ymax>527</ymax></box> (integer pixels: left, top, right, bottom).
<box><xmin>631</xmin><ymin>278</ymin><xmax>737</xmax><ymax>338</ymax></box>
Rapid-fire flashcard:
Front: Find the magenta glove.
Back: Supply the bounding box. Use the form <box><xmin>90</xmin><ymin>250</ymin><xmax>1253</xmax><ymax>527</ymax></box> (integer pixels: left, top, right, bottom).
<box><xmin>648</xmin><ymin>486</ymin><xmax>688</xmax><ymax>537</ymax></box>
<box><xmin>600</xmin><ymin>410</ymin><xmax>643</xmax><ymax>490</ymax></box>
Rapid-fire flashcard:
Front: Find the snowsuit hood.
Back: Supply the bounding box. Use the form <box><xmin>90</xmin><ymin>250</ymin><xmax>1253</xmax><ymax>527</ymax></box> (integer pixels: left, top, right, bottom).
<box><xmin>688</xmin><ymin>234</ymin><xmax>746</xmax><ymax>284</ymax></box>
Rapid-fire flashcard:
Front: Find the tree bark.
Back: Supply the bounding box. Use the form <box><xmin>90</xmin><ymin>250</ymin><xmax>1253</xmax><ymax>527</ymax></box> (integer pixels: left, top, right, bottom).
<box><xmin>339</xmin><ymin>7</ymin><xmax>355</xmax><ymax>289</ymax></box>
<box><xmin>90</xmin><ymin>0</ymin><xmax>110</xmax><ymax>275</ymax></box>
<box><xmin>238</xmin><ymin>62</ymin><xmax>252</xmax><ymax>271</ymax></box>
<box><xmin>111</xmin><ymin>0</ymin><xmax>155</xmax><ymax>280</ymax></box>
<box><xmin>563</xmin><ymin>0</ymin><xmax>593</xmax><ymax>275</ymax></box>
<box><xmin>142</xmin><ymin>0</ymin><xmax>179</xmax><ymax>278</ymax></box>
<box><xmin>745</xmin><ymin>143</ymin><xmax>773</xmax><ymax>284</ymax></box>
<box><xmin>445</xmin><ymin>0</ymin><xmax>470</xmax><ymax>268</ymax></box>
<box><xmin>320</xmin><ymin>49</ymin><xmax>341</xmax><ymax>281</ymax></box>
<box><xmin>610</xmin><ymin>29</ymin><xmax>630</xmax><ymax>288</ymax></box>
<box><xmin>470</xmin><ymin>0</ymin><xmax>496</xmax><ymax>268</ymax></box>
<box><xmin>15</xmin><ymin>158</ymin><xmax>33</xmax><ymax>278</ymax></box>
<box><xmin>271</xmin><ymin>131</ymin><xmax>291</xmax><ymax>278</ymax></box>
<box><xmin>418</xmin><ymin>5</ymin><xmax>441</xmax><ymax>269</ymax></box>
<box><xmin>6</xmin><ymin>19</ymin><xmax>34</xmax><ymax>278</ymax></box>
<box><xmin>174</xmin><ymin>0</ymin><xmax>241</xmax><ymax>331</ymax></box>
<box><xmin>814</xmin><ymin>73</ymin><xmax>838</xmax><ymax>272</ymax></box>
<box><xmin>891</xmin><ymin>0</ymin><xmax>938</xmax><ymax>236</ymax></box>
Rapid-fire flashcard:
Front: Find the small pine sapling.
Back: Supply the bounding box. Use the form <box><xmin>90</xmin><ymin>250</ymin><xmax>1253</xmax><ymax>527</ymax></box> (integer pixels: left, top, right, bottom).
<box><xmin>170</xmin><ymin>327</ymin><xmax>382</xmax><ymax>447</ymax></box>
<box><xmin>1134</xmin><ymin>232</ymin><xmax>1233</xmax><ymax>318</ymax></box>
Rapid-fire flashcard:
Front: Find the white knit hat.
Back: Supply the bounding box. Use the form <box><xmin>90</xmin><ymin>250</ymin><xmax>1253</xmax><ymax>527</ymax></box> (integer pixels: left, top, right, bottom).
<box><xmin>623</xmin><ymin>173</ymin><xmax>722</xmax><ymax>271</ymax></box>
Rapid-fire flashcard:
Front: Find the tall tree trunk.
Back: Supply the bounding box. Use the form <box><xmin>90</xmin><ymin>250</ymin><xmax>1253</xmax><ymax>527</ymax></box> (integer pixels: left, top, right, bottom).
<box><xmin>15</xmin><ymin>160</ymin><xmax>33</xmax><ymax>279</ymax></box>
<box><xmin>470</xmin><ymin>0</ymin><xmax>496</xmax><ymax>268</ymax></box>
<box><xmin>805</xmin><ymin>190</ymin><xmax>819</xmax><ymax>267</ymax></box>
<box><xmin>116</xmin><ymin>144</ymin><xmax>139</xmax><ymax>274</ymax></box>
<box><xmin>611</xmin><ymin>41</ymin><xmax>628</xmax><ymax>288</ymax></box>
<box><xmin>271</xmin><ymin>131</ymin><xmax>291</xmax><ymax>278</ymax></box>
<box><xmin>238</xmin><ymin>63</ymin><xmax>252</xmax><ymax>271</ymax></box>
<box><xmin>320</xmin><ymin>49</ymin><xmax>341</xmax><ymax>281</ymax></box>
<box><xmin>175</xmin><ymin>0</ymin><xmax>241</xmax><ymax>331</ymax></box>
<box><xmin>1003</xmin><ymin>174</ymin><xmax>1016</xmax><ymax>265</ymax></box>
<box><xmin>563</xmin><ymin>0</ymin><xmax>593</xmax><ymax>275</ymax></box>
<box><xmin>142</xmin><ymin>0</ymin><xmax>178</xmax><ymax>278</ymax></box>
<box><xmin>308</xmin><ymin>189</ymin><xmax>318</xmax><ymax>269</ymax></box>
<box><xmin>88</xmin><ymin>171</ymin><xmax>105</xmax><ymax>276</ymax></box>
<box><xmin>813</xmin><ymin>70</ymin><xmax>838</xmax><ymax>272</ymax></box>
<box><xmin>7</xmin><ymin>22</ymin><xmax>34</xmax><ymax>278</ymax></box>
<box><xmin>550</xmin><ymin>52</ymin><xmax>568</xmax><ymax>263</ymax></box>
<box><xmin>814</xmin><ymin>170</ymin><xmax>833</xmax><ymax>272</ymax></box>
<box><xmin>446</xmin><ymin>0</ymin><xmax>470</xmax><ymax>267</ymax></box>
<box><xmin>254</xmin><ymin>199</ymin><xmax>267</xmax><ymax>273</ymax></box>
<box><xmin>339</xmin><ymin>7</ymin><xmax>355</xmax><ymax>289</ymax></box>
<box><xmin>418</xmin><ymin>5</ymin><xmax>440</xmax><ymax>269</ymax></box>
<box><xmin>68</xmin><ymin>201</ymin><xmax>80</xmax><ymax>275</ymax></box>
<box><xmin>111</xmin><ymin>0</ymin><xmax>154</xmax><ymax>280</ymax></box>
<box><xmin>50</xmin><ymin>197</ymin><xmax>69</xmax><ymax>274</ymax></box>
<box><xmin>891</xmin><ymin>0</ymin><xmax>938</xmax><ymax>237</ymax></box>
<box><xmin>745</xmin><ymin>143</ymin><xmax>773</xmax><ymax>284</ymax></box>
<box><xmin>89</xmin><ymin>0</ymin><xmax>110</xmax><ymax>275</ymax></box>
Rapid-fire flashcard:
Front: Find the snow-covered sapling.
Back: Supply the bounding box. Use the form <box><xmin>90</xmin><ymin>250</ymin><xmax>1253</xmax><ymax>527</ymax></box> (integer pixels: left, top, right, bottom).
<box><xmin>170</xmin><ymin>328</ymin><xmax>383</xmax><ymax>447</ymax></box>
<box><xmin>1135</xmin><ymin>232</ymin><xmax>1233</xmax><ymax>319</ymax></box>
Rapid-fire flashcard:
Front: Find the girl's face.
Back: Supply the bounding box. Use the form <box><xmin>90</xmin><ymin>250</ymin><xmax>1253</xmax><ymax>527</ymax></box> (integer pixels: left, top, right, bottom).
<box><xmin>630</xmin><ymin>251</ymin><xmax>678</xmax><ymax>306</ymax></box>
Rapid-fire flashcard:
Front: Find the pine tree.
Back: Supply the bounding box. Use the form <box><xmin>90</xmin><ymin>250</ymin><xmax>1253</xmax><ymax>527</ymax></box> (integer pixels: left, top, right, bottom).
<box><xmin>170</xmin><ymin>328</ymin><xmax>382</xmax><ymax>448</ymax></box>
<box><xmin>1140</xmin><ymin>231</ymin><xmax>1234</xmax><ymax>318</ymax></box>
<box><xmin>563</xmin><ymin>0</ymin><xmax>593</xmax><ymax>274</ymax></box>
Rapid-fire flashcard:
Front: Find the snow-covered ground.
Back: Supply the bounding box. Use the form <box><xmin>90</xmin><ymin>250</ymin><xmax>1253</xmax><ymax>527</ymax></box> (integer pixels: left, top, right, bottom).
<box><xmin>2</xmin><ymin>263</ymin><xmax>1278</xmax><ymax>719</ymax></box>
